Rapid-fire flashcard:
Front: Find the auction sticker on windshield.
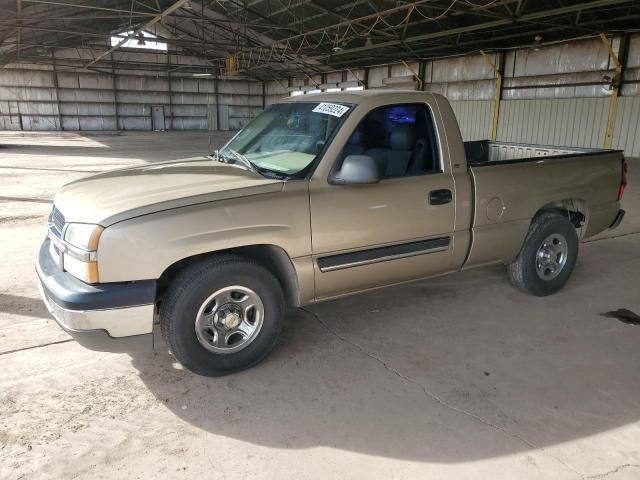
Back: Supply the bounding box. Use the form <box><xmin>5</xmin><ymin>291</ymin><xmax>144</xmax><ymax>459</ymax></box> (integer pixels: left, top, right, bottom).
<box><xmin>312</xmin><ymin>103</ymin><xmax>350</xmax><ymax>117</ymax></box>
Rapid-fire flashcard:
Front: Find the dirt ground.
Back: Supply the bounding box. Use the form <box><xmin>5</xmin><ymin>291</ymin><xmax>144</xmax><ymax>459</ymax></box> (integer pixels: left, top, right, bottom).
<box><xmin>1</xmin><ymin>131</ymin><xmax>639</xmax><ymax>480</ymax></box>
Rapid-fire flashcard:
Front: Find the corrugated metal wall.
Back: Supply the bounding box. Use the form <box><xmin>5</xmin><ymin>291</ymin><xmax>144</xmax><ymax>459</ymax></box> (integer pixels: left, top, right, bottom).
<box><xmin>2</xmin><ymin>34</ymin><xmax>640</xmax><ymax>151</ymax></box>
<box><xmin>612</xmin><ymin>97</ymin><xmax>640</xmax><ymax>156</ymax></box>
<box><xmin>449</xmin><ymin>100</ymin><xmax>494</xmax><ymax>141</ymax></box>
<box><xmin>0</xmin><ymin>64</ymin><xmax>265</xmax><ymax>131</ymax></box>
<box><xmin>497</xmin><ymin>98</ymin><xmax>610</xmax><ymax>148</ymax></box>
<box><xmin>265</xmin><ymin>79</ymin><xmax>289</xmax><ymax>107</ymax></box>
<box><xmin>451</xmin><ymin>97</ymin><xmax>640</xmax><ymax>157</ymax></box>
<box><xmin>449</xmin><ymin>95</ymin><xmax>639</xmax><ymax>156</ymax></box>
<box><xmin>286</xmin><ymin>35</ymin><xmax>640</xmax><ymax>157</ymax></box>
<box><xmin>441</xmin><ymin>35</ymin><xmax>640</xmax><ymax>156</ymax></box>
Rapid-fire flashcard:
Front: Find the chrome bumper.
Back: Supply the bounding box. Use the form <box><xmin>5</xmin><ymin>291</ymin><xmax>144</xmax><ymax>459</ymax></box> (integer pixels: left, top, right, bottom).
<box><xmin>36</xmin><ymin>238</ymin><xmax>156</xmax><ymax>352</ymax></box>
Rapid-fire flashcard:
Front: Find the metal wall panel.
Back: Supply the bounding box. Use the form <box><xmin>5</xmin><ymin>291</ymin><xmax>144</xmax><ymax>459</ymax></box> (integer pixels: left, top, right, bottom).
<box><xmin>431</xmin><ymin>79</ymin><xmax>495</xmax><ymax>101</ymax></box>
<box><xmin>218</xmin><ymin>104</ymin><xmax>229</xmax><ymax>131</ymax></box>
<box><xmin>265</xmin><ymin>80</ymin><xmax>288</xmax><ymax>107</ymax></box>
<box><xmin>0</xmin><ymin>69</ymin><xmax>53</xmax><ymax>87</ymax></box>
<box><xmin>57</xmin><ymin>89</ymin><xmax>114</xmax><ymax>103</ymax></box>
<box><xmin>79</xmin><ymin>116</ymin><xmax>116</xmax><ymax>131</ymax></box>
<box><xmin>390</xmin><ymin>62</ymin><xmax>419</xmax><ymax>78</ymax></box>
<box><xmin>612</xmin><ymin>97</ymin><xmax>640</xmax><ymax>157</ymax></box>
<box><xmin>432</xmin><ymin>54</ymin><xmax>496</xmax><ymax>83</ymax></box>
<box><xmin>427</xmin><ymin>96</ymin><xmax>637</xmax><ymax>156</ymax></box>
<box><xmin>449</xmin><ymin>100</ymin><xmax>494</xmax><ymax>141</ymax></box>
<box><xmin>21</xmin><ymin>115</ymin><xmax>59</xmax><ymax>130</ymax></box>
<box><xmin>505</xmin><ymin>39</ymin><xmax>612</xmax><ymax>77</ymax></box>
<box><xmin>368</xmin><ymin>66</ymin><xmax>388</xmax><ymax>88</ymax></box>
<box><xmin>326</xmin><ymin>71</ymin><xmax>342</xmax><ymax>83</ymax></box>
<box><xmin>0</xmin><ymin>65</ymin><xmax>266</xmax><ymax>131</ymax></box>
<box><xmin>174</xmin><ymin>117</ymin><xmax>207</xmax><ymax>130</ymax></box>
<box><xmin>0</xmin><ymin>86</ymin><xmax>56</xmax><ymax>101</ymax></box>
<box><xmin>497</xmin><ymin>98</ymin><xmax>610</xmax><ymax>148</ymax></box>
<box><xmin>346</xmin><ymin>69</ymin><xmax>365</xmax><ymax>83</ymax></box>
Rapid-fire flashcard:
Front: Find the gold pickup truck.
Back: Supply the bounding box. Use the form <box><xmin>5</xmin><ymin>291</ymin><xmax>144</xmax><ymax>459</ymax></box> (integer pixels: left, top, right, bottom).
<box><xmin>37</xmin><ymin>90</ymin><xmax>627</xmax><ymax>376</ymax></box>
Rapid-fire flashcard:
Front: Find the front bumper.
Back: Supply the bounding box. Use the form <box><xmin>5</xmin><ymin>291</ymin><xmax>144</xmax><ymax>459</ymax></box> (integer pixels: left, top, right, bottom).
<box><xmin>36</xmin><ymin>238</ymin><xmax>157</xmax><ymax>352</ymax></box>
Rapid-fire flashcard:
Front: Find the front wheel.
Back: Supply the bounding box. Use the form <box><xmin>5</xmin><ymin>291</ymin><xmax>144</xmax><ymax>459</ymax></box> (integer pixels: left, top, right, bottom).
<box><xmin>508</xmin><ymin>213</ymin><xmax>579</xmax><ymax>296</ymax></box>
<box><xmin>160</xmin><ymin>255</ymin><xmax>285</xmax><ymax>376</ymax></box>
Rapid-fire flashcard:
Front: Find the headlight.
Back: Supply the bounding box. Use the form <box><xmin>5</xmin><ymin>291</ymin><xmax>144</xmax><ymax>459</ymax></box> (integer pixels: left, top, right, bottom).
<box><xmin>62</xmin><ymin>223</ymin><xmax>104</xmax><ymax>283</ymax></box>
<box><xmin>64</xmin><ymin>223</ymin><xmax>104</xmax><ymax>251</ymax></box>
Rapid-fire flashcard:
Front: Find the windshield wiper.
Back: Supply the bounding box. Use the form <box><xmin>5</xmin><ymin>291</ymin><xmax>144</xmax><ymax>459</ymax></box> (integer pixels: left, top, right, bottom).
<box><xmin>207</xmin><ymin>149</ymin><xmax>230</xmax><ymax>163</ymax></box>
<box><xmin>208</xmin><ymin>149</ymin><xmax>288</xmax><ymax>179</ymax></box>
<box><xmin>208</xmin><ymin>149</ymin><xmax>238</xmax><ymax>165</ymax></box>
<box><xmin>209</xmin><ymin>149</ymin><xmax>259</xmax><ymax>174</ymax></box>
<box><xmin>226</xmin><ymin>148</ymin><xmax>259</xmax><ymax>173</ymax></box>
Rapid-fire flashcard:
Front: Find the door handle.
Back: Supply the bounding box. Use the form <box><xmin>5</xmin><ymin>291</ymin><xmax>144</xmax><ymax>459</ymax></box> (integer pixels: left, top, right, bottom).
<box><xmin>428</xmin><ymin>189</ymin><xmax>453</xmax><ymax>205</ymax></box>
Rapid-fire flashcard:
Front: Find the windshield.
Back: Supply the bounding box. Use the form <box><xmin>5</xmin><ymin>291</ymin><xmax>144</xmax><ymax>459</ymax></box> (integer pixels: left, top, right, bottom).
<box><xmin>219</xmin><ymin>101</ymin><xmax>351</xmax><ymax>176</ymax></box>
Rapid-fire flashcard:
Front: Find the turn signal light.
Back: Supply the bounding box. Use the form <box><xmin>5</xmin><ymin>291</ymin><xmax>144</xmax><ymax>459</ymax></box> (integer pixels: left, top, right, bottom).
<box><xmin>618</xmin><ymin>157</ymin><xmax>628</xmax><ymax>201</ymax></box>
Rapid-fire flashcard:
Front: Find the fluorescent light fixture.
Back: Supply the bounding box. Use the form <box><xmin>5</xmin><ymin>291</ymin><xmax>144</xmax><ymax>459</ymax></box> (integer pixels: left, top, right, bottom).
<box><xmin>192</xmin><ymin>73</ymin><xmax>214</xmax><ymax>77</ymax></box>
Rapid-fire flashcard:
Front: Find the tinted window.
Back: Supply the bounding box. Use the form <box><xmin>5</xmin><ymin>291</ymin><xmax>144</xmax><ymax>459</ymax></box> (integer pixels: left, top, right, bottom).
<box><xmin>342</xmin><ymin>103</ymin><xmax>440</xmax><ymax>178</ymax></box>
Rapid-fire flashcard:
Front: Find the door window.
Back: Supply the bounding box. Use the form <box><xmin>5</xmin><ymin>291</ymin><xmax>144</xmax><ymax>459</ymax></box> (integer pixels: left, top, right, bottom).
<box><xmin>341</xmin><ymin>103</ymin><xmax>441</xmax><ymax>178</ymax></box>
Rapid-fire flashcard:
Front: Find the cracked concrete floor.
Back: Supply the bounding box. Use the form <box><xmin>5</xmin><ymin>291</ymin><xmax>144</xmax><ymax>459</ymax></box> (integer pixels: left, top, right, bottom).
<box><xmin>1</xmin><ymin>132</ymin><xmax>640</xmax><ymax>480</ymax></box>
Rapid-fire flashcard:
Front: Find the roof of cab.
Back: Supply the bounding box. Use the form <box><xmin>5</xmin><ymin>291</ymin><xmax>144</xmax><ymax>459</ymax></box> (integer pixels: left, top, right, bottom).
<box><xmin>282</xmin><ymin>89</ymin><xmax>441</xmax><ymax>106</ymax></box>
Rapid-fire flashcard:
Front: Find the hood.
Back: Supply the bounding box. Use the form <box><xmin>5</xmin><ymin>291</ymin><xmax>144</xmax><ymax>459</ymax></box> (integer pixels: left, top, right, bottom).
<box><xmin>54</xmin><ymin>158</ymin><xmax>284</xmax><ymax>226</ymax></box>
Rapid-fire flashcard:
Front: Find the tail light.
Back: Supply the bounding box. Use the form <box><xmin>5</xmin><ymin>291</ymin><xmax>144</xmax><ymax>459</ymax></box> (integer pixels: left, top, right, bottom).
<box><xmin>618</xmin><ymin>157</ymin><xmax>628</xmax><ymax>201</ymax></box>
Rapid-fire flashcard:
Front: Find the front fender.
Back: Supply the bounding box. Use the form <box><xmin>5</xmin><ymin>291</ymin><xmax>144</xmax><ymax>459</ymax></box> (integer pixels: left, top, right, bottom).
<box><xmin>97</xmin><ymin>182</ymin><xmax>311</xmax><ymax>283</ymax></box>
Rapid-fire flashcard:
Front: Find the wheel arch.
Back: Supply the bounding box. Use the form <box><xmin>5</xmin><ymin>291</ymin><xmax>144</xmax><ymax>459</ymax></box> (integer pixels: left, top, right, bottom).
<box><xmin>492</xmin><ymin>198</ymin><xmax>588</xmax><ymax>267</ymax></box>
<box><xmin>533</xmin><ymin>198</ymin><xmax>588</xmax><ymax>237</ymax></box>
<box><xmin>156</xmin><ymin>244</ymin><xmax>301</xmax><ymax>308</ymax></box>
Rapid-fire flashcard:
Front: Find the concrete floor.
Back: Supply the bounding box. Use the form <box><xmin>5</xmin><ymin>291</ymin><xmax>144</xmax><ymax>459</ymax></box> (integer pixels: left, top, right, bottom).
<box><xmin>1</xmin><ymin>131</ymin><xmax>639</xmax><ymax>480</ymax></box>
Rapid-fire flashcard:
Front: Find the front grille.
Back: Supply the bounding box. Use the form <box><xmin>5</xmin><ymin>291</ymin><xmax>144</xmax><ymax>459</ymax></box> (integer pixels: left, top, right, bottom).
<box><xmin>49</xmin><ymin>206</ymin><xmax>65</xmax><ymax>237</ymax></box>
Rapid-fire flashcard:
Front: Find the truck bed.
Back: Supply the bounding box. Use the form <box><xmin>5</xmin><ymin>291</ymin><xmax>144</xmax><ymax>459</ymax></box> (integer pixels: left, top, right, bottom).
<box><xmin>464</xmin><ymin>140</ymin><xmax>612</xmax><ymax>166</ymax></box>
<box><xmin>461</xmin><ymin>141</ymin><xmax>624</xmax><ymax>269</ymax></box>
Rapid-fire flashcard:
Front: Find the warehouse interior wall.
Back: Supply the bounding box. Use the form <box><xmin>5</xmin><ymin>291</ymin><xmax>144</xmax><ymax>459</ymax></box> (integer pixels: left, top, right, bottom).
<box><xmin>0</xmin><ymin>48</ymin><xmax>265</xmax><ymax>132</ymax></box>
<box><xmin>285</xmin><ymin>34</ymin><xmax>640</xmax><ymax>157</ymax></box>
<box><xmin>1</xmin><ymin>34</ymin><xmax>639</xmax><ymax>156</ymax></box>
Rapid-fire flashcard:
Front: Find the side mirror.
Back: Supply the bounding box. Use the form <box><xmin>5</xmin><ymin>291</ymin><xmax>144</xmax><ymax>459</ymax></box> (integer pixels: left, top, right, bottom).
<box><xmin>331</xmin><ymin>155</ymin><xmax>381</xmax><ymax>185</ymax></box>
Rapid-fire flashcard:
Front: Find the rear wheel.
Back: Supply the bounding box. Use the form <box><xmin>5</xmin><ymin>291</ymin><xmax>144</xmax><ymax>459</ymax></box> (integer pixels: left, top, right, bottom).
<box><xmin>160</xmin><ymin>255</ymin><xmax>285</xmax><ymax>376</ymax></box>
<box><xmin>508</xmin><ymin>213</ymin><xmax>579</xmax><ymax>296</ymax></box>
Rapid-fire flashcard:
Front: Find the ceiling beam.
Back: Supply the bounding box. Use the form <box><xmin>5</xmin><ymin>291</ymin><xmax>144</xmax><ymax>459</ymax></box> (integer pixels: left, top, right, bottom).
<box><xmin>236</xmin><ymin>0</ymin><xmax>520</xmax><ymax>66</ymax></box>
<box><xmin>21</xmin><ymin>0</ymin><xmax>158</xmax><ymax>16</ymax></box>
<box><xmin>324</xmin><ymin>13</ymin><xmax>640</xmax><ymax>68</ymax></box>
<box><xmin>312</xmin><ymin>0</ymin><xmax>637</xmax><ymax>60</ymax></box>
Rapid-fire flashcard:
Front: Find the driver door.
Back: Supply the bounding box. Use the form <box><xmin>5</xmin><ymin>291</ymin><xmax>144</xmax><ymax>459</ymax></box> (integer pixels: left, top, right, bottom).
<box><xmin>309</xmin><ymin>102</ymin><xmax>457</xmax><ymax>300</ymax></box>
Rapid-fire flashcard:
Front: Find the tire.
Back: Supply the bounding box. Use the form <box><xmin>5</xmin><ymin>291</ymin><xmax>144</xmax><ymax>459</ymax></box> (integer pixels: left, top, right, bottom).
<box><xmin>508</xmin><ymin>213</ymin><xmax>579</xmax><ymax>297</ymax></box>
<box><xmin>160</xmin><ymin>254</ymin><xmax>285</xmax><ymax>376</ymax></box>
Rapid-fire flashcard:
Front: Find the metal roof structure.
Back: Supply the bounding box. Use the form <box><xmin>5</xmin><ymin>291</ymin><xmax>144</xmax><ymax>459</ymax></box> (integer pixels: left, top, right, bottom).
<box><xmin>1</xmin><ymin>0</ymin><xmax>639</xmax><ymax>79</ymax></box>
